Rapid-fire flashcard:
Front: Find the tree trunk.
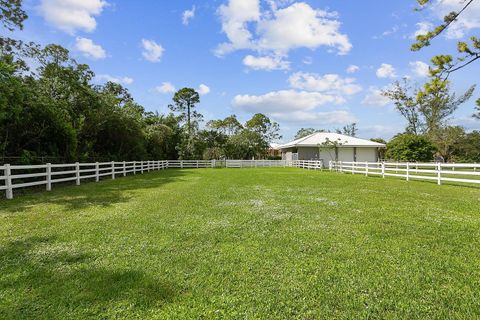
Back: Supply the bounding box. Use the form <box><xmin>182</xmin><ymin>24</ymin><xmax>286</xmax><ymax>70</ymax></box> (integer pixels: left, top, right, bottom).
<box><xmin>187</xmin><ymin>103</ymin><xmax>191</xmax><ymax>137</ymax></box>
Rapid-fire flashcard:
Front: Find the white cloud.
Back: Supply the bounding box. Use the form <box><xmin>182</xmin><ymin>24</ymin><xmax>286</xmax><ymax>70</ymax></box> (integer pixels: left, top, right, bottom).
<box><xmin>38</xmin><ymin>0</ymin><xmax>107</xmax><ymax>34</ymax></box>
<box><xmin>288</xmin><ymin>72</ymin><xmax>362</xmax><ymax>95</ymax></box>
<box><xmin>376</xmin><ymin>63</ymin><xmax>397</xmax><ymax>79</ymax></box>
<box><xmin>410</xmin><ymin>61</ymin><xmax>430</xmax><ymax>77</ymax></box>
<box><xmin>141</xmin><ymin>39</ymin><xmax>164</xmax><ymax>63</ymax></box>
<box><xmin>412</xmin><ymin>21</ymin><xmax>433</xmax><ymax>39</ymax></box>
<box><xmin>75</xmin><ymin>37</ymin><xmax>107</xmax><ymax>60</ymax></box>
<box><xmin>452</xmin><ymin>116</ymin><xmax>480</xmax><ymax>131</ymax></box>
<box><xmin>182</xmin><ymin>6</ymin><xmax>196</xmax><ymax>25</ymax></box>
<box><xmin>431</xmin><ymin>0</ymin><xmax>480</xmax><ymax>39</ymax></box>
<box><xmin>256</xmin><ymin>3</ymin><xmax>352</xmax><ymax>54</ymax></box>
<box><xmin>382</xmin><ymin>25</ymin><xmax>399</xmax><ymax>37</ymax></box>
<box><xmin>346</xmin><ymin>65</ymin><xmax>359</xmax><ymax>73</ymax></box>
<box><xmin>271</xmin><ymin>110</ymin><xmax>356</xmax><ymax>124</ymax></box>
<box><xmin>233</xmin><ymin>90</ymin><xmax>344</xmax><ymax>113</ymax></box>
<box><xmin>96</xmin><ymin>74</ymin><xmax>133</xmax><ymax>85</ymax></box>
<box><xmin>198</xmin><ymin>84</ymin><xmax>211</xmax><ymax>95</ymax></box>
<box><xmin>156</xmin><ymin>82</ymin><xmax>176</xmax><ymax>94</ymax></box>
<box><xmin>233</xmin><ymin>89</ymin><xmax>354</xmax><ymax>124</ymax></box>
<box><xmin>155</xmin><ymin>83</ymin><xmax>209</xmax><ymax>95</ymax></box>
<box><xmin>373</xmin><ymin>25</ymin><xmax>401</xmax><ymax>39</ymax></box>
<box><xmin>302</xmin><ymin>56</ymin><xmax>313</xmax><ymax>65</ymax></box>
<box><xmin>243</xmin><ymin>54</ymin><xmax>290</xmax><ymax>71</ymax></box>
<box><xmin>216</xmin><ymin>0</ymin><xmax>260</xmax><ymax>55</ymax></box>
<box><xmin>216</xmin><ymin>0</ymin><xmax>351</xmax><ymax>57</ymax></box>
<box><xmin>362</xmin><ymin>86</ymin><xmax>391</xmax><ymax>107</ymax></box>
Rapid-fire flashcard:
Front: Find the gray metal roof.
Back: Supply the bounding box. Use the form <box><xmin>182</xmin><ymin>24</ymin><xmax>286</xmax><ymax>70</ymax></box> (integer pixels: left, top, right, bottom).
<box><xmin>278</xmin><ymin>132</ymin><xmax>386</xmax><ymax>149</ymax></box>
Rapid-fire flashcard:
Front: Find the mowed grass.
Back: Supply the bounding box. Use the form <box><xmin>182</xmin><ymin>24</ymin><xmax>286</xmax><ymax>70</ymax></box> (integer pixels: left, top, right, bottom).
<box><xmin>1</xmin><ymin>168</ymin><xmax>479</xmax><ymax>319</ymax></box>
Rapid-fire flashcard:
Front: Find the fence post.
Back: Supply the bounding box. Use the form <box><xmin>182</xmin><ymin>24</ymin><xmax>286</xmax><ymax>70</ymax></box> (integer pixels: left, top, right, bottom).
<box><xmin>181</xmin><ymin>161</ymin><xmax>184</xmax><ymax>169</ymax></box>
<box><xmin>95</xmin><ymin>162</ymin><xmax>100</xmax><ymax>182</ymax></box>
<box><xmin>111</xmin><ymin>161</ymin><xmax>115</xmax><ymax>180</ymax></box>
<box><xmin>4</xmin><ymin>164</ymin><xmax>13</xmax><ymax>199</ymax></box>
<box><xmin>75</xmin><ymin>162</ymin><xmax>80</xmax><ymax>186</ymax></box>
<box><xmin>141</xmin><ymin>161</ymin><xmax>144</xmax><ymax>174</ymax></box>
<box><xmin>381</xmin><ymin>162</ymin><xmax>385</xmax><ymax>178</ymax></box>
<box><xmin>46</xmin><ymin>163</ymin><xmax>52</xmax><ymax>191</ymax></box>
<box><xmin>437</xmin><ymin>163</ymin><xmax>442</xmax><ymax>185</ymax></box>
<box><xmin>365</xmin><ymin>162</ymin><xmax>369</xmax><ymax>177</ymax></box>
<box><xmin>406</xmin><ymin>162</ymin><xmax>410</xmax><ymax>181</ymax></box>
<box><xmin>352</xmin><ymin>162</ymin><xmax>355</xmax><ymax>174</ymax></box>
<box><xmin>123</xmin><ymin>161</ymin><xmax>126</xmax><ymax>177</ymax></box>
<box><xmin>133</xmin><ymin>161</ymin><xmax>136</xmax><ymax>175</ymax></box>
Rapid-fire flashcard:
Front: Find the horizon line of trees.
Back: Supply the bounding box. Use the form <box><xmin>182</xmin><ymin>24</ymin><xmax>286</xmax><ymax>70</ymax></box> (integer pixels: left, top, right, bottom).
<box><xmin>0</xmin><ymin>1</ymin><xmax>284</xmax><ymax>164</ymax></box>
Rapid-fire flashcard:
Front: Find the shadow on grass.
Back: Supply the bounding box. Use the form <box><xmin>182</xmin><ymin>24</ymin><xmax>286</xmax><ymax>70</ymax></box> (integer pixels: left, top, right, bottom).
<box><xmin>1</xmin><ymin>169</ymin><xmax>190</xmax><ymax>213</ymax></box>
<box><xmin>0</xmin><ymin>237</ymin><xmax>175</xmax><ymax>319</ymax></box>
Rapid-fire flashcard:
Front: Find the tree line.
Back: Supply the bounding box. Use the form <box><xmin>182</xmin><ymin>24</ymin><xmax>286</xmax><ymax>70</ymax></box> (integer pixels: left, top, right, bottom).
<box><xmin>0</xmin><ymin>1</ymin><xmax>281</xmax><ymax>164</ymax></box>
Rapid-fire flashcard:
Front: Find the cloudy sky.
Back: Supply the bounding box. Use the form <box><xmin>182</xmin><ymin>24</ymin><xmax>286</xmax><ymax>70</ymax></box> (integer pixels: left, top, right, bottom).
<box><xmin>8</xmin><ymin>0</ymin><xmax>480</xmax><ymax>141</ymax></box>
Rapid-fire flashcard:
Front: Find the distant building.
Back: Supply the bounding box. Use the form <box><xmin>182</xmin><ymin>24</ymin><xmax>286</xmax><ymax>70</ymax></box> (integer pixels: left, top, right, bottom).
<box><xmin>268</xmin><ymin>143</ymin><xmax>281</xmax><ymax>158</ymax></box>
<box><xmin>277</xmin><ymin>132</ymin><xmax>386</xmax><ymax>164</ymax></box>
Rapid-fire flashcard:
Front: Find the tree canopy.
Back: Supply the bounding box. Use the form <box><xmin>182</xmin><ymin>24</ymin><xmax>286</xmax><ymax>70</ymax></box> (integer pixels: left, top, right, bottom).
<box><xmin>385</xmin><ymin>134</ymin><xmax>437</xmax><ymax>162</ymax></box>
<box><xmin>382</xmin><ymin>78</ymin><xmax>474</xmax><ymax>135</ymax></box>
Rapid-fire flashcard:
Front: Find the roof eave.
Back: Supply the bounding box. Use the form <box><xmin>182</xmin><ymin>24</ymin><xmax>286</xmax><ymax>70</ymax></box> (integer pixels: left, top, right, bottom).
<box><xmin>278</xmin><ymin>144</ymin><xmax>385</xmax><ymax>149</ymax></box>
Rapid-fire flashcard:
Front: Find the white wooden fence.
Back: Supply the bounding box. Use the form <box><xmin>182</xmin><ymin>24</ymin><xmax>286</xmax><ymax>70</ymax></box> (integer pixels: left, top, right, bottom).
<box><xmin>1</xmin><ymin>159</ymin><xmax>326</xmax><ymax>199</ymax></box>
<box><xmin>0</xmin><ymin>161</ymin><xmax>168</xmax><ymax>200</ymax></box>
<box><xmin>224</xmin><ymin>160</ymin><xmax>324</xmax><ymax>169</ymax></box>
<box><xmin>330</xmin><ymin>161</ymin><xmax>480</xmax><ymax>185</ymax></box>
<box><xmin>5</xmin><ymin>159</ymin><xmax>478</xmax><ymax>200</ymax></box>
<box><xmin>292</xmin><ymin>160</ymin><xmax>324</xmax><ymax>170</ymax></box>
<box><xmin>167</xmin><ymin>160</ymin><xmax>217</xmax><ymax>168</ymax></box>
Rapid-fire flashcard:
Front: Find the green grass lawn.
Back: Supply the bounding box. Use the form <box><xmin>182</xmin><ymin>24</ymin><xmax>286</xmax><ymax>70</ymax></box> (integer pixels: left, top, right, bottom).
<box><xmin>1</xmin><ymin>168</ymin><xmax>479</xmax><ymax>319</ymax></box>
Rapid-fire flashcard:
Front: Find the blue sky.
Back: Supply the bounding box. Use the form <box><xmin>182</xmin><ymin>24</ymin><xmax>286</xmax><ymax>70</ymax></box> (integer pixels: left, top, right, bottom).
<box><xmin>9</xmin><ymin>0</ymin><xmax>480</xmax><ymax>141</ymax></box>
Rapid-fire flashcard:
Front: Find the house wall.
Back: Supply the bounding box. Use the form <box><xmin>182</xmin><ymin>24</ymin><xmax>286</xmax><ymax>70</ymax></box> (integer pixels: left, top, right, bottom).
<box><xmin>282</xmin><ymin>146</ymin><xmax>379</xmax><ymax>163</ymax></box>
<box><xmin>298</xmin><ymin>147</ymin><xmax>318</xmax><ymax>160</ymax></box>
<box><xmin>356</xmin><ymin>147</ymin><xmax>378</xmax><ymax>162</ymax></box>
<box><xmin>318</xmin><ymin>148</ymin><xmax>336</xmax><ymax>163</ymax></box>
<box><xmin>281</xmin><ymin>148</ymin><xmax>295</xmax><ymax>161</ymax></box>
<box><xmin>338</xmin><ymin>147</ymin><xmax>355</xmax><ymax>162</ymax></box>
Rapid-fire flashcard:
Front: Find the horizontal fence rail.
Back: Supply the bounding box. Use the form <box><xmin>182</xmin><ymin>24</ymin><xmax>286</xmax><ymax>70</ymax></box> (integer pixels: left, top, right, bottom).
<box><xmin>3</xmin><ymin>159</ymin><xmax>477</xmax><ymax>199</ymax></box>
<box><xmin>1</xmin><ymin>159</ymin><xmax>326</xmax><ymax>199</ymax></box>
<box><xmin>224</xmin><ymin>160</ymin><xmax>324</xmax><ymax>169</ymax></box>
<box><xmin>330</xmin><ymin>161</ymin><xmax>480</xmax><ymax>185</ymax></box>
<box><xmin>0</xmin><ymin>161</ymin><xmax>168</xmax><ymax>200</ymax></box>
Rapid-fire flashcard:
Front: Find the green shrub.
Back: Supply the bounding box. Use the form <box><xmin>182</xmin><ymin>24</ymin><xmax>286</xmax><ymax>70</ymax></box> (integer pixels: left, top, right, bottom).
<box><xmin>386</xmin><ymin>134</ymin><xmax>436</xmax><ymax>162</ymax></box>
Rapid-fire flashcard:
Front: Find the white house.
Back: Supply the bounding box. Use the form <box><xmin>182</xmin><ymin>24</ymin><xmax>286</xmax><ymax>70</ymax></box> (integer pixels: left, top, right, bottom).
<box><xmin>278</xmin><ymin>132</ymin><xmax>386</xmax><ymax>164</ymax></box>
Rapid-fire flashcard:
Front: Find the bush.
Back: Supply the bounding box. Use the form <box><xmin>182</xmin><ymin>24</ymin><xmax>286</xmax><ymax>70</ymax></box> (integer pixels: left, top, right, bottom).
<box><xmin>267</xmin><ymin>155</ymin><xmax>282</xmax><ymax>160</ymax></box>
<box><xmin>386</xmin><ymin>134</ymin><xmax>436</xmax><ymax>162</ymax></box>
